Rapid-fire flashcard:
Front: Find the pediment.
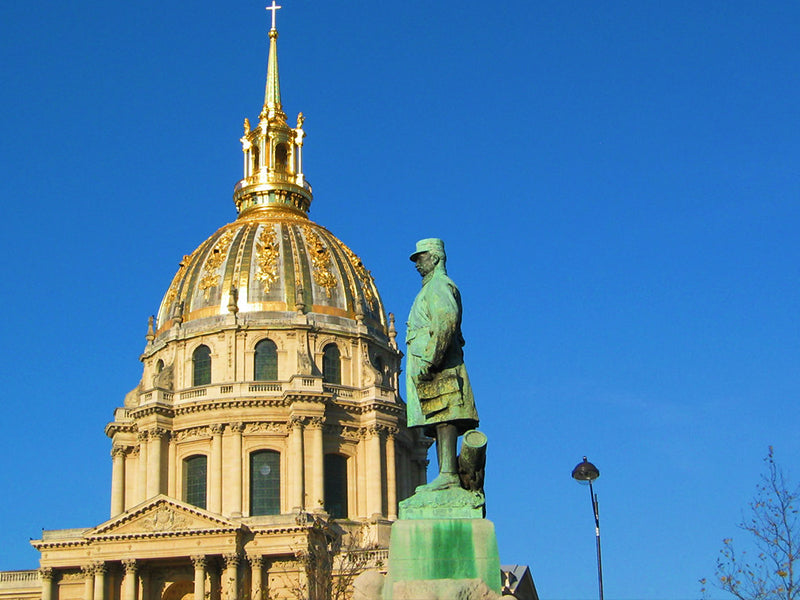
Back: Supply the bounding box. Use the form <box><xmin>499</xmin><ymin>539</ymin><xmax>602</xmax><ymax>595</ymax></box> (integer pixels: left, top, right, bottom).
<box><xmin>89</xmin><ymin>495</ymin><xmax>241</xmax><ymax>539</ymax></box>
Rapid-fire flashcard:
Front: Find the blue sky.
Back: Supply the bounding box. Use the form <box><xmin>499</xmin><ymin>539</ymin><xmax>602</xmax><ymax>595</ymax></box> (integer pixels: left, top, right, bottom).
<box><xmin>1</xmin><ymin>2</ymin><xmax>799</xmax><ymax>599</ymax></box>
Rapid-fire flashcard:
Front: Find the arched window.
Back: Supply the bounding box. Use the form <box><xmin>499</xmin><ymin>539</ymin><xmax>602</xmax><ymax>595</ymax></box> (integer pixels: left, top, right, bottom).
<box><xmin>250</xmin><ymin>450</ymin><xmax>281</xmax><ymax>516</ymax></box>
<box><xmin>275</xmin><ymin>143</ymin><xmax>288</xmax><ymax>172</ymax></box>
<box><xmin>324</xmin><ymin>454</ymin><xmax>348</xmax><ymax>519</ymax></box>
<box><xmin>322</xmin><ymin>344</ymin><xmax>341</xmax><ymax>385</ymax></box>
<box><xmin>183</xmin><ymin>455</ymin><xmax>207</xmax><ymax>509</ymax></box>
<box><xmin>155</xmin><ymin>359</ymin><xmax>164</xmax><ymax>374</ymax></box>
<box><xmin>192</xmin><ymin>345</ymin><xmax>211</xmax><ymax>386</ymax></box>
<box><xmin>252</xmin><ymin>145</ymin><xmax>260</xmax><ymax>171</ymax></box>
<box><xmin>254</xmin><ymin>339</ymin><xmax>278</xmax><ymax>381</ymax></box>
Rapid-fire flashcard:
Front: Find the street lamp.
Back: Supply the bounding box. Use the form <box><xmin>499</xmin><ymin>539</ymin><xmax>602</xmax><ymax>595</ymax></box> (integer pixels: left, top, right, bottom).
<box><xmin>572</xmin><ymin>456</ymin><xmax>603</xmax><ymax>600</ymax></box>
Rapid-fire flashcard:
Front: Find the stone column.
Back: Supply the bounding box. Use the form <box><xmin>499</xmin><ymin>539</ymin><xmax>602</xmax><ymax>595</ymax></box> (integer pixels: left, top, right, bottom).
<box><xmin>137</xmin><ymin>565</ymin><xmax>149</xmax><ymax>600</ymax></box>
<box><xmin>191</xmin><ymin>556</ymin><xmax>206</xmax><ymax>600</ymax></box>
<box><xmin>308</xmin><ymin>417</ymin><xmax>325</xmax><ymax>511</ymax></box>
<box><xmin>147</xmin><ymin>428</ymin><xmax>165</xmax><ymax>498</ymax></box>
<box><xmin>82</xmin><ymin>565</ymin><xmax>94</xmax><ymax>600</ymax></box>
<box><xmin>38</xmin><ymin>567</ymin><xmax>53</xmax><ymax>600</ymax></box>
<box><xmin>357</xmin><ymin>432</ymin><xmax>368</xmax><ymax>516</ymax></box>
<box><xmin>229</xmin><ymin>422</ymin><xmax>244</xmax><ymax>516</ymax></box>
<box><xmin>223</xmin><ymin>554</ymin><xmax>240</xmax><ymax>600</ymax></box>
<box><xmin>93</xmin><ymin>562</ymin><xmax>107</xmax><ymax>600</ymax></box>
<box><xmin>248</xmin><ymin>556</ymin><xmax>263</xmax><ymax>600</ymax></box>
<box><xmin>121</xmin><ymin>560</ymin><xmax>137</xmax><ymax>600</ymax></box>
<box><xmin>290</xmin><ymin>417</ymin><xmax>305</xmax><ymax>511</ymax></box>
<box><xmin>209</xmin><ymin>424</ymin><xmax>224</xmax><ymax>513</ymax></box>
<box><xmin>136</xmin><ymin>432</ymin><xmax>148</xmax><ymax>504</ymax></box>
<box><xmin>366</xmin><ymin>427</ymin><xmax>383</xmax><ymax>517</ymax></box>
<box><xmin>386</xmin><ymin>430</ymin><xmax>398</xmax><ymax>520</ymax></box>
<box><xmin>167</xmin><ymin>434</ymin><xmax>177</xmax><ymax>497</ymax></box>
<box><xmin>110</xmin><ymin>447</ymin><xmax>126</xmax><ymax>516</ymax></box>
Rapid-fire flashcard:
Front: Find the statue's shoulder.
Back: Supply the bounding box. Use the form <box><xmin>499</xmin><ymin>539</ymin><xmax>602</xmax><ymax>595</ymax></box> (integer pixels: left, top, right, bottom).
<box><xmin>434</xmin><ymin>272</ymin><xmax>459</xmax><ymax>293</ymax></box>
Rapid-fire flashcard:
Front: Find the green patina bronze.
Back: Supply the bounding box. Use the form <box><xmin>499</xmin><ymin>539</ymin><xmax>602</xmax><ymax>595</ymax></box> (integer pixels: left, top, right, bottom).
<box><xmin>406</xmin><ymin>238</ymin><xmax>478</xmax><ymax>433</ymax></box>
<box><xmin>406</xmin><ymin>238</ymin><xmax>479</xmax><ymax>493</ymax></box>
<box><xmin>381</xmin><ymin>239</ymin><xmax>500</xmax><ymax>600</ymax></box>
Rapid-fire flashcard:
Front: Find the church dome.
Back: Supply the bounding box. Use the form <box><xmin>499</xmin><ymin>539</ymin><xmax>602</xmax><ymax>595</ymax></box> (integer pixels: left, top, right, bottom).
<box><xmin>152</xmin><ymin>23</ymin><xmax>388</xmax><ymax>340</ymax></box>
<box><xmin>154</xmin><ymin>207</ymin><xmax>386</xmax><ymax>336</ymax></box>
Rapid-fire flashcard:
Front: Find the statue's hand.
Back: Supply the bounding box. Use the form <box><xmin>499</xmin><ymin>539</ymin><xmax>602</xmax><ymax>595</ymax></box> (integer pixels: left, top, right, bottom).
<box><xmin>417</xmin><ymin>361</ymin><xmax>434</xmax><ymax>381</ymax></box>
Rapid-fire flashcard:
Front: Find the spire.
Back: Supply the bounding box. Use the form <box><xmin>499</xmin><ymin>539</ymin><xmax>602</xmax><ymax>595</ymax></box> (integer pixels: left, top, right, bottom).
<box><xmin>233</xmin><ymin>4</ymin><xmax>312</xmax><ymax>218</ymax></box>
<box><xmin>261</xmin><ymin>2</ymin><xmax>284</xmax><ymax>121</ymax></box>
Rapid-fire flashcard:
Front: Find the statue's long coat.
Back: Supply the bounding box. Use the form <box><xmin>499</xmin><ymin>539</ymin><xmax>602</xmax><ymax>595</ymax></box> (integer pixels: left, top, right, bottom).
<box><xmin>405</xmin><ymin>270</ymin><xmax>478</xmax><ymax>436</ymax></box>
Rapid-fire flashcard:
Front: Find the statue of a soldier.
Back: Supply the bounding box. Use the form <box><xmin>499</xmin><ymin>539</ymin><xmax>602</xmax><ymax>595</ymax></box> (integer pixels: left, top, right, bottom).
<box><xmin>406</xmin><ymin>238</ymin><xmax>478</xmax><ymax>492</ymax></box>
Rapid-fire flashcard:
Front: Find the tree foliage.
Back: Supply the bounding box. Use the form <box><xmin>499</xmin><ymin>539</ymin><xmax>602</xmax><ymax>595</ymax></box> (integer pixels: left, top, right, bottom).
<box><xmin>702</xmin><ymin>448</ymin><xmax>800</xmax><ymax>600</ymax></box>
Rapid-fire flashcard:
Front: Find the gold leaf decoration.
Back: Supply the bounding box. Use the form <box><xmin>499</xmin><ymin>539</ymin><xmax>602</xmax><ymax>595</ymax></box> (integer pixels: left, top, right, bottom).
<box><xmin>340</xmin><ymin>243</ymin><xmax>376</xmax><ymax>310</ymax></box>
<box><xmin>254</xmin><ymin>224</ymin><xmax>280</xmax><ymax>292</ymax></box>
<box><xmin>199</xmin><ymin>229</ymin><xmax>235</xmax><ymax>300</ymax></box>
<box><xmin>302</xmin><ymin>225</ymin><xmax>337</xmax><ymax>298</ymax></box>
<box><xmin>164</xmin><ymin>252</ymin><xmax>197</xmax><ymax>308</ymax></box>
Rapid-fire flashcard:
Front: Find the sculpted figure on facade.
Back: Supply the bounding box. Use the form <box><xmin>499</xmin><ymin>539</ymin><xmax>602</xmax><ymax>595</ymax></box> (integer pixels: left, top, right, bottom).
<box><xmin>406</xmin><ymin>238</ymin><xmax>478</xmax><ymax>491</ymax></box>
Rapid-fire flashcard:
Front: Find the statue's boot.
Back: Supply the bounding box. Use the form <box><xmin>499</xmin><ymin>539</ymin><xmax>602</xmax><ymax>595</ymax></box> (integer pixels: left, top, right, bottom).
<box><xmin>415</xmin><ymin>424</ymin><xmax>460</xmax><ymax>492</ymax></box>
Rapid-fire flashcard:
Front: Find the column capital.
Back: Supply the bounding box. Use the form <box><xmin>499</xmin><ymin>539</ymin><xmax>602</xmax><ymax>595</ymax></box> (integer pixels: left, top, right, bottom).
<box><xmin>289</xmin><ymin>415</ymin><xmax>306</xmax><ymax>428</ymax></box>
<box><xmin>136</xmin><ymin>431</ymin><xmax>149</xmax><ymax>442</ymax></box>
<box><xmin>111</xmin><ymin>446</ymin><xmax>128</xmax><ymax>458</ymax></box>
<box><xmin>81</xmin><ymin>564</ymin><xmax>95</xmax><ymax>576</ymax></box>
<box><xmin>223</xmin><ymin>553</ymin><xmax>241</xmax><ymax>568</ymax></box>
<box><xmin>191</xmin><ymin>555</ymin><xmax>207</xmax><ymax>569</ymax></box>
<box><xmin>148</xmin><ymin>427</ymin><xmax>168</xmax><ymax>439</ymax></box>
<box><xmin>247</xmin><ymin>555</ymin><xmax>263</xmax><ymax>568</ymax></box>
<box><xmin>38</xmin><ymin>567</ymin><xmax>54</xmax><ymax>581</ymax></box>
<box><xmin>229</xmin><ymin>422</ymin><xmax>245</xmax><ymax>433</ymax></box>
<box><xmin>210</xmin><ymin>423</ymin><xmax>225</xmax><ymax>435</ymax></box>
<box><xmin>307</xmin><ymin>416</ymin><xmax>324</xmax><ymax>429</ymax></box>
<box><xmin>366</xmin><ymin>425</ymin><xmax>383</xmax><ymax>438</ymax></box>
<box><xmin>93</xmin><ymin>562</ymin><xmax>108</xmax><ymax>575</ymax></box>
<box><xmin>121</xmin><ymin>559</ymin><xmax>137</xmax><ymax>574</ymax></box>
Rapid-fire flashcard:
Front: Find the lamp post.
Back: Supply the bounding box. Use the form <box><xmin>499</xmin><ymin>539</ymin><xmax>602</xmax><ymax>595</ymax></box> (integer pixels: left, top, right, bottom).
<box><xmin>572</xmin><ymin>456</ymin><xmax>603</xmax><ymax>600</ymax></box>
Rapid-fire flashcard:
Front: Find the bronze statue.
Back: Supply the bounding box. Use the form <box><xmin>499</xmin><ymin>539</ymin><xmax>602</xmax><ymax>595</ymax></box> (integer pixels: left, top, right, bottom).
<box><xmin>406</xmin><ymin>238</ymin><xmax>478</xmax><ymax>491</ymax></box>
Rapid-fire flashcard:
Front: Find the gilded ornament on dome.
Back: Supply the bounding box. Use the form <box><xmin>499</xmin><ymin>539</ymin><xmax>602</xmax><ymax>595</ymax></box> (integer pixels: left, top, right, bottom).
<box><xmin>199</xmin><ymin>229</ymin><xmax>235</xmax><ymax>300</ymax></box>
<box><xmin>341</xmin><ymin>243</ymin><xmax>377</xmax><ymax>310</ymax></box>
<box><xmin>301</xmin><ymin>225</ymin><xmax>337</xmax><ymax>298</ymax></box>
<box><xmin>254</xmin><ymin>224</ymin><xmax>280</xmax><ymax>292</ymax></box>
<box><xmin>163</xmin><ymin>253</ymin><xmax>195</xmax><ymax>308</ymax></box>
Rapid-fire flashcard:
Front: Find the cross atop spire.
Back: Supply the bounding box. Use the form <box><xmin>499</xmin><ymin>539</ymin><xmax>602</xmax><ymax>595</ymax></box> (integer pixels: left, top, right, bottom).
<box><xmin>265</xmin><ymin>1</ymin><xmax>282</xmax><ymax>31</ymax></box>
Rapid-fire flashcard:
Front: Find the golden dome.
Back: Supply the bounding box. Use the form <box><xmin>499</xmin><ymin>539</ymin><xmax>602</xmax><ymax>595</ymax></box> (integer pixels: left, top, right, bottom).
<box><xmin>155</xmin><ymin>207</ymin><xmax>386</xmax><ymax>337</ymax></box>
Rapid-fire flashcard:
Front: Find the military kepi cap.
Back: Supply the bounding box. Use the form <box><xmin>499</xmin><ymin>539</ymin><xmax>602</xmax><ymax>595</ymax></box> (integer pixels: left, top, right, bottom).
<box><xmin>410</xmin><ymin>238</ymin><xmax>445</xmax><ymax>261</ymax></box>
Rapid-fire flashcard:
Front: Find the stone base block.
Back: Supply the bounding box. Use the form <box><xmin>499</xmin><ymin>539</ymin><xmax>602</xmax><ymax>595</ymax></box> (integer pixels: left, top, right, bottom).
<box><xmin>383</xmin><ymin>518</ymin><xmax>501</xmax><ymax>600</ymax></box>
<box><xmin>391</xmin><ymin>578</ymin><xmax>501</xmax><ymax>600</ymax></box>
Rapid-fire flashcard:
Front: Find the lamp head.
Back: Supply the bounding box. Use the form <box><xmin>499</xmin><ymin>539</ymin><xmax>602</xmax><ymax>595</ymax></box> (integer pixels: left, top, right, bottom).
<box><xmin>572</xmin><ymin>456</ymin><xmax>600</xmax><ymax>485</ymax></box>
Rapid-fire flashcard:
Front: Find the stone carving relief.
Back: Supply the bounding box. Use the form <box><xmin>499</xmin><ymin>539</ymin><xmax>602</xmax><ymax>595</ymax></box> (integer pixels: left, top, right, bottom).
<box><xmin>153</xmin><ymin>362</ymin><xmax>174</xmax><ymax>390</ymax></box>
<box><xmin>140</xmin><ymin>506</ymin><xmax>189</xmax><ymax>532</ymax></box>
<box><xmin>173</xmin><ymin>426</ymin><xmax>212</xmax><ymax>442</ymax></box>
<box><xmin>246</xmin><ymin>422</ymin><xmax>288</xmax><ymax>435</ymax></box>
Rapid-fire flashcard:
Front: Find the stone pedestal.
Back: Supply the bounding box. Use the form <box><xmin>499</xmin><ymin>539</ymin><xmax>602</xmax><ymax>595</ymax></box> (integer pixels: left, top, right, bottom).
<box><xmin>383</xmin><ymin>518</ymin><xmax>501</xmax><ymax>600</ymax></box>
